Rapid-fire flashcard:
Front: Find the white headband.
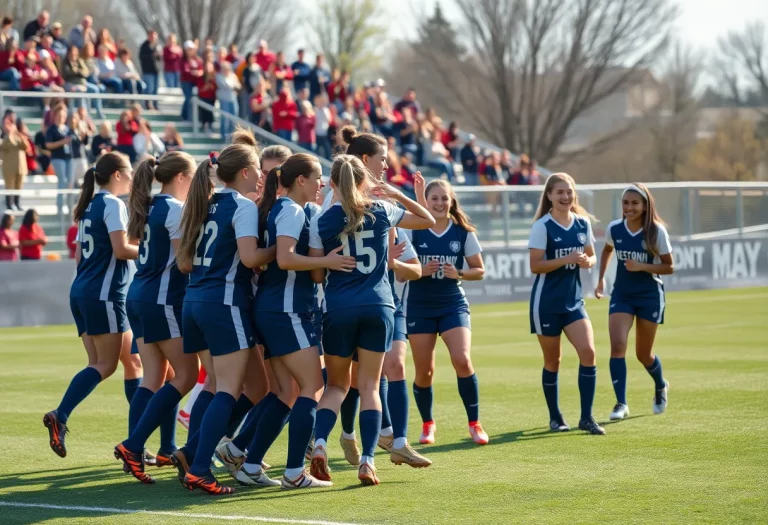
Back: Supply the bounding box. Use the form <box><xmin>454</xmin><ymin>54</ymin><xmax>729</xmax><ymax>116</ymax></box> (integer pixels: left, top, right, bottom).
<box><xmin>623</xmin><ymin>184</ymin><xmax>648</xmax><ymax>201</ymax></box>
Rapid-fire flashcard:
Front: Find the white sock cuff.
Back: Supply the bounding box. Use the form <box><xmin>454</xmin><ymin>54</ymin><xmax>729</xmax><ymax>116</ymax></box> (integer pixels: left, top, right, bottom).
<box><xmin>380</xmin><ymin>426</ymin><xmax>394</xmax><ymax>436</ymax></box>
<box><xmin>341</xmin><ymin>431</ymin><xmax>356</xmax><ymax>440</ymax></box>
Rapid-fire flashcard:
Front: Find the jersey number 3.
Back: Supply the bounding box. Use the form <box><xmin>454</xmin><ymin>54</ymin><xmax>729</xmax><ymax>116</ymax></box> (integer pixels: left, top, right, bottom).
<box><xmin>341</xmin><ymin>230</ymin><xmax>376</xmax><ymax>274</ymax></box>
<box><xmin>138</xmin><ymin>224</ymin><xmax>151</xmax><ymax>265</ymax></box>
<box><xmin>194</xmin><ymin>221</ymin><xmax>219</xmax><ymax>267</ymax></box>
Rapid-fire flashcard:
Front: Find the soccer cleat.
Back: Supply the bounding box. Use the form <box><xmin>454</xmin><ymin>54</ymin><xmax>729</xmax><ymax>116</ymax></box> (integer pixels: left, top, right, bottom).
<box><xmin>177</xmin><ymin>410</ymin><xmax>191</xmax><ymax>430</ymax></box>
<box><xmin>578</xmin><ymin>417</ymin><xmax>606</xmax><ymax>435</ymax></box>
<box><xmin>281</xmin><ymin>469</ymin><xmax>333</xmax><ymax>490</ymax></box>
<box><xmin>469</xmin><ymin>422</ymin><xmax>489</xmax><ymax>445</ymax></box>
<box><xmin>155</xmin><ymin>451</ymin><xmax>173</xmax><ymax>468</ymax></box>
<box><xmin>339</xmin><ymin>433</ymin><xmax>361</xmax><ymax>465</ymax></box>
<box><xmin>183</xmin><ymin>471</ymin><xmax>235</xmax><ymax>495</ymax></box>
<box><xmin>233</xmin><ymin>466</ymin><xmax>280</xmax><ymax>487</ymax></box>
<box><xmin>390</xmin><ymin>443</ymin><xmax>432</xmax><ymax>468</ymax></box>
<box><xmin>653</xmin><ymin>381</ymin><xmax>669</xmax><ymax>414</ymax></box>
<box><xmin>549</xmin><ymin>415</ymin><xmax>570</xmax><ymax>432</ymax></box>
<box><xmin>609</xmin><ymin>403</ymin><xmax>630</xmax><ymax>420</ymax></box>
<box><xmin>419</xmin><ymin>421</ymin><xmax>436</xmax><ymax>444</ymax></box>
<box><xmin>358</xmin><ymin>462</ymin><xmax>380</xmax><ymax>486</ymax></box>
<box><xmin>114</xmin><ymin>443</ymin><xmax>156</xmax><ymax>484</ymax></box>
<box><xmin>143</xmin><ymin>449</ymin><xmax>157</xmax><ymax>466</ymax></box>
<box><xmin>170</xmin><ymin>448</ymin><xmax>191</xmax><ymax>485</ymax></box>
<box><xmin>377</xmin><ymin>434</ymin><xmax>394</xmax><ymax>452</ymax></box>
<box><xmin>305</xmin><ymin>436</ymin><xmax>315</xmax><ymax>461</ymax></box>
<box><xmin>43</xmin><ymin>411</ymin><xmax>68</xmax><ymax>458</ymax></box>
<box><xmin>309</xmin><ymin>445</ymin><xmax>332</xmax><ymax>482</ymax></box>
<box><xmin>214</xmin><ymin>443</ymin><xmax>245</xmax><ymax>478</ymax></box>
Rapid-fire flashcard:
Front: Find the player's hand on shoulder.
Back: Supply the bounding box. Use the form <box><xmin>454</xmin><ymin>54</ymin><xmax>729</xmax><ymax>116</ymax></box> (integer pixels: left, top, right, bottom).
<box><xmin>324</xmin><ymin>245</ymin><xmax>357</xmax><ymax>272</ymax></box>
<box><xmin>371</xmin><ymin>180</ymin><xmax>402</xmax><ymax>200</ymax></box>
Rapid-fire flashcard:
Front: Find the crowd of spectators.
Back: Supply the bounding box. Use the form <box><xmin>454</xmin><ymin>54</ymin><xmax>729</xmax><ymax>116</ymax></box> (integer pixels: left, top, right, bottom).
<box><xmin>0</xmin><ymin>209</ymin><xmax>48</xmax><ymax>261</ymax></box>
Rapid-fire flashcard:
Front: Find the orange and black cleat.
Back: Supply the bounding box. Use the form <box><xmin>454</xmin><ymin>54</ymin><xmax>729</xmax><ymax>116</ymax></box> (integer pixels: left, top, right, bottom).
<box><xmin>170</xmin><ymin>448</ymin><xmax>190</xmax><ymax>486</ymax></box>
<box><xmin>43</xmin><ymin>411</ymin><xmax>68</xmax><ymax>458</ymax></box>
<box><xmin>155</xmin><ymin>451</ymin><xmax>174</xmax><ymax>468</ymax></box>
<box><xmin>114</xmin><ymin>443</ymin><xmax>156</xmax><ymax>484</ymax></box>
<box><xmin>183</xmin><ymin>471</ymin><xmax>235</xmax><ymax>495</ymax></box>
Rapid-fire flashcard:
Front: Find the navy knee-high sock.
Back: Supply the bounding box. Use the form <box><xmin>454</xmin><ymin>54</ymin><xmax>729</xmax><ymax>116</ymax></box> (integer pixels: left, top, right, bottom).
<box><xmin>457</xmin><ymin>374</ymin><xmax>480</xmax><ymax>423</ymax></box>
<box><xmin>159</xmin><ymin>384</ymin><xmax>178</xmax><ymax>454</ymax></box>
<box><xmin>412</xmin><ymin>383</ymin><xmax>434</xmax><ymax>423</ymax></box>
<box><xmin>359</xmin><ymin>410</ymin><xmax>382</xmax><ymax>459</ymax></box>
<box><xmin>379</xmin><ymin>377</ymin><xmax>392</xmax><ymax>429</ymax></box>
<box><xmin>243</xmin><ymin>398</ymin><xmax>291</xmax><ymax>466</ymax></box>
<box><xmin>187</xmin><ymin>390</ymin><xmax>214</xmax><ymax>439</ymax></box>
<box><xmin>314</xmin><ymin>408</ymin><xmax>338</xmax><ymax>443</ymax></box>
<box><xmin>189</xmin><ymin>392</ymin><xmax>237</xmax><ymax>476</ymax></box>
<box><xmin>56</xmin><ymin>367</ymin><xmax>103</xmax><ymax>424</ymax></box>
<box><xmin>128</xmin><ymin>386</ymin><xmax>154</xmax><ymax>435</ymax></box>
<box><xmin>124</xmin><ymin>383</ymin><xmax>182</xmax><ymax>453</ymax></box>
<box><xmin>645</xmin><ymin>356</ymin><xmax>666</xmax><ymax>390</ymax></box>
<box><xmin>340</xmin><ymin>387</ymin><xmax>360</xmax><ymax>434</ymax></box>
<box><xmin>286</xmin><ymin>397</ymin><xmax>317</xmax><ymax>469</ymax></box>
<box><xmin>225</xmin><ymin>394</ymin><xmax>255</xmax><ymax>439</ymax></box>
<box><xmin>609</xmin><ymin>357</ymin><xmax>627</xmax><ymax>405</ymax></box>
<box><xmin>388</xmin><ymin>380</ymin><xmax>408</xmax><ymax>439</ymax></box>
<box><xmin>542</xmin><ymin>369</ymin><xmax>561</xmax><ymax>421</ymax></box>
<box><xmin>232</xmin><ymin>393</ymin><xmax>277</xmax><ymax>452</ymax></box>
<box><xmin>578</xmin><ymin>365</ymin><xmax>597</xmax><ymax>421</ymax></box>
<box><xmin>124</xmin><ymin>377</ymin><xmax>142</xmax><ymax>404</ymax></box>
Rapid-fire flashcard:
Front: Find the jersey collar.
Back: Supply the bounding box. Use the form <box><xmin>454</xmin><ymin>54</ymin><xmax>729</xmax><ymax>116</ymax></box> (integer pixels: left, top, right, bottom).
<box><xmin>429</xmin><ymin>220</ymin><xmax>454</xmax><ymax>238</ymax></box>
<box><xmin>548</xmin><ymin>212</ymin><xmax>575</xmax><ymax>231</ymax></box>
<box><xmin>623</xmin><ymin>219</ymin><xmax>643</xmax><ymax>236</ymax></box>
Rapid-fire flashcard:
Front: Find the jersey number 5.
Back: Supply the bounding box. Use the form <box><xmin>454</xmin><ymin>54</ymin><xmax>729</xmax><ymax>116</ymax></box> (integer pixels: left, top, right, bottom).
<box><xmin>79</xmin><ymin>219</ymin><xmax>94</xmax><ymax>259</ymax></box>
<box><xmin>193</xmin><ymin>221</ymin><xmax>219</xmax><ymax>267</ymax></box>
<box><xmin>341</xmin><ymin>230</ymin><xmax>376</xmax><ymax>274</ymax></box>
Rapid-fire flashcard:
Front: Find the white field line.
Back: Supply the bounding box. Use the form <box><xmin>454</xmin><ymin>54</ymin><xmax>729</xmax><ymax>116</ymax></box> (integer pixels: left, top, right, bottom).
<box><xmin>0</xmin><ymin>501</ymin><xmax>366</xmax><ymax>525</ymax></box>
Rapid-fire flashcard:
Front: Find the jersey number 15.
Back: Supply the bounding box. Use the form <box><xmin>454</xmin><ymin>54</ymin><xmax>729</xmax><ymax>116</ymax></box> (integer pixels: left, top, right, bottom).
<box><xmin>340</xmin><ymin>230</ymin><xmax>376</xmax><ymax>274</ymax></box>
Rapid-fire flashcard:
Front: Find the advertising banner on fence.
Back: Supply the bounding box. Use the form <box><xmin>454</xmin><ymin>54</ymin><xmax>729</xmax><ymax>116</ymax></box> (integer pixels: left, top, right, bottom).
<box><xmin>1</xmin><ymin>238</ymin><xmax>766</xmax><ymax>327</ymax></box>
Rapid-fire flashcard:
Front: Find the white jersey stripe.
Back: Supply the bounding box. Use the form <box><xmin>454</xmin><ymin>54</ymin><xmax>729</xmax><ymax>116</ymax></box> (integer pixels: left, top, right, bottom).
<box><xmin>224</xmin><ymin>252</ymin><xmax>241</xmax><ymax>306</ymax></box>
<box><xmin>230</xmin><ymin>306</ymin><xmax>248</xmax><ymax>349</ymax></box>
<box><xmin>105</xmin><ymin>301</ymin><xmax>117</xmax><ymax>333</ymax></box>
<box><xmin>157</xmin><ymin>250</ymin><xmax>175</xmax><ymax>305</ymax></box>
<box><xmin>657</xmin><ymin>280</ymin><xmax>666</xmax><ymax>322</ymax></box>
<box><xmin>100</xmin><ymin>255</ymin><xmax>117</xmax><ymax>302</ymax></box>
<box><xmin>289</xmin><ymin>313</ymin><xmax>311</xmax><ymax>349</ymax></box>
<box><xmin>532</xmin><ymin>274</ymin><xmax>546</xmax><ymax>335</ymax></box>
<box><xmin>164</xmin><ymin>305</ymin><xmax>181</xmax><ymax>338</ymax></box>
<box><xmin>284</xmin><ymin>270</ymin><xmax>296</xmax><ymax>312</ymax></box>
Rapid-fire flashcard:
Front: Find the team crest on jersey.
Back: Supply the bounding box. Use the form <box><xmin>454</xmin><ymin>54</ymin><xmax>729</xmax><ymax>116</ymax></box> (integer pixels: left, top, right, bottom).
<box><xmin>449</xmin><ymin>241</ymin><xmax>461</xmax><ymax>253</ymax></box>
<box><xmin>641</xmin><ymin>240</ymin><xmax>647</xmax><ymax>250</ymax></box>
<box><xmin>577</xmin><ymin>233</ymin><xmax>587</xmax><ymax>244</ymax></box>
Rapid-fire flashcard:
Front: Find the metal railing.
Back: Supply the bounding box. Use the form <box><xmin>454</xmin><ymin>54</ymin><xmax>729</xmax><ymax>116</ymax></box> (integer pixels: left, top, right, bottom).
<box><xmin>0</xmin><ymin>90</ymin><xmax>183</xmax><ymax>110</ymax></box>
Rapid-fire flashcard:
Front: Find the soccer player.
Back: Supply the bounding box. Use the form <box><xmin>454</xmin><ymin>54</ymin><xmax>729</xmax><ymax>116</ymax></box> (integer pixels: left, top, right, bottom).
<box><xmin>405</xmin><ymin>179</ymin><xmax>488</xmax><ymax>446</ymax></box>
<box><xmin>595</xmin><ymin>183</ymin><xmax>673</xmax><ymax>420</ymax></box>
<box><xmin>44</xmin><ymin>152</ymin><xmax>138</xmax><ymax>457</ymax></box>
<box><xmin>169</xmin><ymin>129</ymin><xmax>275</xmax><ymax>495</ymax></box>
<box><xmin>308</xmin><ymin>154</ymin><xmax>435</xmax><ymax>486</ymax></box>
<box><xmin>528</xmin><ymin>173</ymin><xmax>604</xmax><ymax>435</ymax></box>
<box><xmin>114</xmin><ymin>151</ymin><xmax>202</xmax><ymax>483</ymax></box>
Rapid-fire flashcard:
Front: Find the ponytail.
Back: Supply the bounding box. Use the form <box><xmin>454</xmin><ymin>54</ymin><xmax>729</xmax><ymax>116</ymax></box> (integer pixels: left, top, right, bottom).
<box><xmin>258</xmin><ymin>166</ymin><xmax>280</xmax><ymax>239</ymax></box>
<box><xmin>73</xmin><ymin>168</ymin><xmax>96</xmax><ymax>223</ymax></box>
<box><xmin>73</xmin><ymin>151</ymin><xmax>130</xmax><ymax>222</ymax></box>
<box><xmin>425</xmin><ymin>179</ymin><xmax>476</xmax><ymax>232</ymax></box>
<box><xmin>331</xmin><ymin>154</ymin><xmax>373</xmax><ymax>238</ymax></box>
<box><xmin>128</xmin><ymin>156</ymin><xmax>157</xmax><ymax>240</ymax></box>
<box><xmin>178</xmin><ymin>160</ymin><xmax>215</xmax><ymax>270</ymax></box>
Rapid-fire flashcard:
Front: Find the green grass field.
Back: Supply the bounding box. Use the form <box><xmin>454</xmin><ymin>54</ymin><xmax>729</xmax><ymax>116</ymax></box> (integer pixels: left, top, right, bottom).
<box><xmin>1</xmin><ymin>288</ymin><xmax>767</xmax><ymax>525</ymax></box>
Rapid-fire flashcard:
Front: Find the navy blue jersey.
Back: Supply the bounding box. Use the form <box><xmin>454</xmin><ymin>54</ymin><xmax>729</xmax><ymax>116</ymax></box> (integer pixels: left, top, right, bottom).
<box><xmin>70</xmin><ymin>190</ymin><xmax>130</xmax><ymax>302</ymax></box>
<box><xmin>528</xmin><ymin>212</ymin><xmax>594</xmax><ymax>313</ymax></box>
<box><xmin>389</xmin><ymin>227</ymin><xmax>418</xmax><ymax>312</ymax></box>
<box><xmin>606</xmin><ymin>219</ymin><xmax>671</xmax><ymax>301</ymax></box>
<box><xmin>184</xmin><ymin>188</ymin><xmax>259</xmax><ymax>307</ymax></box>
<box><xmin>402</xmin><ymin>222</ymin><xmax>482</xmax><ymax>317</ymax></box>
<box><xmin>255</xmin><ymin>197</ymin><xmax>314</xmax><ymax>313</ymax></box>
<box><xmin>305</xmin><ymin>202</ymin><xmax>324</xmax><ymax>311</ymax></box>
<box><xmin>127</xmin><ymin>195</ymin><xmax>187</xmax><ymax>307</ymax></box>
<box><xmin>310</xmin><ymin>201</ymin><xmax>404</xmax><ymax>312</ymax></box>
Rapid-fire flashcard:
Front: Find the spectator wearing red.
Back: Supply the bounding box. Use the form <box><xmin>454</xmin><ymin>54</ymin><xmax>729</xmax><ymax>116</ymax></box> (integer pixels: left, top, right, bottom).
<box><xmin>272</xmin><ymin>86</ymin><xmax>298</xmax><ymax>142</ymax></box>
<box><xmin>327</xmin><ymin>69</ymin><xmax>351</xmax><ymax>109</ymax></box>
<box><xmin>442</xmin><ymin>121</ymin><xmax>461</xmax><ymax>160</ymax></box>
<box><xmin>180</xmin><ymin>40</ymin><xmax>203</xmax><ymax>121</ymax></box>
<box><xmin>18</xmin><ymin>209</ymin><xmax>47</xmax><ymax>260</ymax></box>
<box><xmin>507</xmin><ymin>153</ymin><xmax>541</xmax><ymax>185</ymax></box>
<box><xmin>197</xmin><ymin>63</ymin><xmax>217</xmax><ymax>132</ymax></box>
<box><xmin>249</xmin><ymin>81</ymin><xmax>272</xmax><ymax>130</ymax></box>
<box><xmin>22</xmin><ymin>10</ymin><xmax>49</xmax><ymax>42</ymax></box>
<box><xmin>20</xmin><ymin>53</ymin><xmax>47</xmax><ymax>92</ymax></box>
<box><xmin>295</xmin><ymin>100</ymin><xmax>316</xmax><ymax>152</ymax></box>
<box><xmin>66</xmin><ymin>222</ymin><xmax>78</xmax><ymax>259</ymax></box>
<box><xmin>162</xmin><ymin>33</ymin><xmax>183</xmax><ymax>88</ymax></box>
<box><xmin>116</xmin><ymin>110</ymin><xmax>139</xmax><ymax>163</ymax></box>
<box><xmin>254</xmin><ymin>39</ymin><xmax>275</xmax><ymax>74</ymax></box>
<box><xmin>38</xmin><ymin>49</ymin><xmax>64</xmax><ymax>90</ymax></box>
<box><xmin>269</xmin><ymin>51</ymin><xmax>294</xmax><ymax>94</ymax></box>
<box><xmin>96</xmin><ymin>28</ymin><xmax>117</xmax><ymax>60</ymax></box>
<box><xmin>226</xmin><ymin>43</ymin><xmax>240</xmax><ymax>65</ymax></box>
<box><xmin>0</xmin><ymin>213</ymin><xmax>19</xmax><ymax>261</ymax></box>
<box><xmin>0</xmin><ymin>38</ymin><xmax>24</xmax><ymax>91</ymax></box>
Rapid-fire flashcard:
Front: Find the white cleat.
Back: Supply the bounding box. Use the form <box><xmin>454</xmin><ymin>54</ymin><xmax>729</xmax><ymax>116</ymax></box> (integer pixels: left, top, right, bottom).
<box><xmin>609</xmin><ymin>403</ymin><xmax>630</xmax><ymax>420</ymax></box>
<box><xmin>281</xmin><ymin>469</ymin><xmax>333</xmax><ymax>489</ymax></box>
<box><xmin>233</xmin><ymin>467</ymin><xmax>280</xmax><ymax>487</ymax></box>
<box><xmin>214</xmin><ymin>443</ymin><xmax>245</xmax><ymax>478</ymax></box>
<box><xmin>653</xmin><ymin>381</ymin><xmax>669</xmax><ymax>414</ymax></box>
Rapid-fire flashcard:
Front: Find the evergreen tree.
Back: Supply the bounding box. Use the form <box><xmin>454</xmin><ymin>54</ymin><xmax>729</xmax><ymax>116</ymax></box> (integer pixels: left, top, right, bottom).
<box><xmin>416</xmin><ymin>2</ymin><xmax>465</xmax><ymax>57</ymax></box>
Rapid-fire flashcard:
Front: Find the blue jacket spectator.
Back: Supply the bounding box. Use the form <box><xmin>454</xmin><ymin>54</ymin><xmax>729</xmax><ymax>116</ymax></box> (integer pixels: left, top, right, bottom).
<box><xmin>309</xmin><ymin>54</ymin><xmax>330</xmax><ymax>102</ymax></box>
<box><xmin>68</xmin><ymin>17</ymin><xmax>97</xmax><ymax>50</ymax></box>
<box><xmin>23</xmin><ymin>11</ymin><xmax>49</xmax><ymax>42</ymax></box>
<box><xmin>291</xmin><ymin>49</ymin><xmax>312</xmax><ymax>92</ymax></box>
<box><xmin>49</xmin><ymin>23</ymin><xmax>69</xmax><ymax>58</ymax></box>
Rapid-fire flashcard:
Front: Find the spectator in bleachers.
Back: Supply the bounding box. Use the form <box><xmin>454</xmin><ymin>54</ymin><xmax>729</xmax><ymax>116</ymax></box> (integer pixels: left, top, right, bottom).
<box><xmin>96</xmin><ymin>44</ymin><xmax>123</xmax><ymax>94</ymax></box>
<box><xmin>39</xmin><ymin>50</ymin><xmax>63</xmax><ymax>90</ymax></box>
<box><xmin>18</xmin><ymin>208</ymin><xmax>47</xmax><ymax>260</ymax></box>
<box><xmin>34</xmin><ymin>124</ymin><xmax>51</xmax><ymax>173</ymax></box>
<box><xmin>45</xmin><ymin>105</ymin><xmax>74</xmax><ymax>211</ymax></box>
<box><xmin>23</xmin><ymin>10</ymin><xmax>49</xmax><ymax>42</ymax></box>
<box><xmin>506</xmin><ymin>153</ymin><xmax>541</xmax><ymax>185</ymax></box>
<box><xmin>115</xmin><ymin>48</ymin><xmax>146</xmax><ymax>95</ymax></box>
<box><xmin>91</xmin><ymin>121</ymin><xmax>114</xmax><ymax>159</ymax></box>
<box><xmin>96</xmin><ymin>28</ymin><xmax>117</xmax><ymax>60</ymax></box>
<box><xmin>66</xmin><ymin>221</ymin><xmax>78</xmax><ymax>258</ymax></box>
<box><xmin>1</xmin><ymin>115</ymin><xmax>29</xmax><ymax>210</ymax></box>
<box><xmin>38</xmin><ymin>34</ymin><xmax>55</xmax><ymax>60</ymax></box>
<box><xmin>460</xmin><ymin>135</ymin><xmax>479</xmax><ymax>185</ymax></box>
<box><xmin>21</xmin><ymin>53</ymin><xmax>52</xmax><ymax>107</ymax></box>
<box><xmin>69</xmin><ymin>111</ymin><xmax>90</xmax><ymax>186</ymax></box>
<box><xmin>67</xmin><ymin>16</ymin><xmax>96</xmax><ymax>50</ymax></box>
<box><xmin>327</xmin><ymin>104</ymin><xmax>340</xmax><ymax>153</ymax></box>
<box><xmin>133</xmin><ymin>120</ymin><xmax>165</xmax><ymax>157</ymax></box>
<box><xmin>162</xmin><ymin>33</ymin><xmax>182</xmax><ymax>88</ymax></box>
<box><xmin>309</xmin><ymin>53</ymin><xmax>330</xmax><ymax>103</ymax></box>
<box><xmin>296</xmin><ymin>87</ymin><xmax>311</xmax><ymax>106</ymax></box>
<box><xmin>482</xmin><ymin>150</ymin><xmax>507</xmax><ymax>214</ymax></box>
<box><xmin>226</xmin><ymin>43</ymin><xmax>241</xmax><ymax>65</ymax></box>
<box><xmin>254</xmin><ymin>39</ymin><xmax>275</xmax><ymax>73</ymax></box>
<box><xmin>272</xmin><ymin>85</ymin><xmax>298</xmax><ymax>141</ymax></box>
<box><xmin>396</xmin><ymin>106</ymin><xmax>418</xmax><ymax>155</ymax></box>
<box><xmin>180</xmin><ymin>40</ymin><xmax>202</xmax><ymax>121</ymax></box>
<box><xmin>216</xmin><ymin>61</ymin><xmax>241</xmax><ymax>138</ymax></box>
<box><xmin>424</xmin><ymin>127</ymin><xmax>456</xmax><ymax>182</ymax></box>
<box><xmin>291</xmin><ymin>48</ymin><xmax>311</xmax><ymax>93</ymax></box>
<box><xmin>79</xmin><ymin>42</ymin><xmax>99</xmax><ymax>84</ymax></box>
<box><xmin>500</xmin><ymin>149</ymin><xmax>514</xmax><ymax>181</ymax></box>
<box><xmin>327</xmin><ymin>69</ymin><xmax>351</xmax><ymax>111</ymax></box>
<box><xmin>1</xmin><ymin>16</ymin><xmax>19</xmax><ymax>47</ymax></box>
<box><xmin>197</xmin><ymin>63</ymin><xmax>216</xmax><ymax>132</ymax></box>
<box><xmin>394</xmin><ymin>87</ymin><xmax>421</xmax><ymax>116</ymax></box>
<box><xmin>139</xmin><ymin>30</ymin><xmax>161</xmax><ymax>110</ymax></box>
<box><xmin>248</xmin><ymin>80</ymin><xmax>272</xmax><ymax>130</ymax></box>
<box><xmin>49</xmin><ymin>22</ymin><xmax>68</xmax><ymax>59</ymax></box>
<box><xmin>215</xmin><ymin>46</ymin><xmax>228</xmax><ymax>70</ymax></box>
<box><xmin>62</xmin><ymin>45</ymin><xmax>103</xmax><ymax>117</ymax></box>
<box><xmin>373</xmin><ymin>91</ymin><xmax>396</xmax><ymax>138</ymax></box>
<box><xmin>269</xmin><ymin>50</ymin><xmax>293</xmax><ymax>94</ymax></box>
<box><xmin>0</xmin><ymin>213</ymin><xmax>19</xmax><ymax>261</ymax></box>
<box><xmin>0</xmin><ymin>38</ymin><xmax>23</xmax><ymax>91</ymax></box>
<box><xmin>161</xmin><ymin>122</ymin><xmax>184</xmax><ymax>152</ymax></box>
<box><xmin>295</xmin><ymin>100</ymin><xmax>316</xmax><ymax>152</ymax></box>
<box><xmin>115</xmin><ymin>110</ymin><xmax>138</xmax><ymax>163</ymax></box>
<box><xmin>238</xmin><ymin>52</ymin><xmax>264</xmax><ymax>120</ymax></box>
<box><xmin>19</xmin><ymin>122</ymin><xmax>40</xmax><ymax>175</ymax></box>
<box><xmin>314</xmin><ymin>93</ymin><xmax>331</xmax><ymax>159</ymax></box>
<box><xmin>443</xmin><ymin>121</ymin><xmax>461</xmax><ymax>160</ymax></box>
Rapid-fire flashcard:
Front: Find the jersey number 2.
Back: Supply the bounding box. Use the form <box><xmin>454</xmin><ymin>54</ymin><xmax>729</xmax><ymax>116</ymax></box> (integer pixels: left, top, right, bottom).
<box><xmin>193</xmin><ymin>221</ymin><xmax>218</xmax><ymax>267</ymax></box>
<box><xmin>341</xmin><ymin>230</ymin><xmax>376</xmax><ymax>274</ymax></box>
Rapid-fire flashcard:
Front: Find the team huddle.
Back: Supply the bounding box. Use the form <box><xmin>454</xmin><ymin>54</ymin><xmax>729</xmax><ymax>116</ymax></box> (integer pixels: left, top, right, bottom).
<box><xmin>42</xmin><ymin>125</ymin><xmax>673</xmax><ymax>494</ymax></box>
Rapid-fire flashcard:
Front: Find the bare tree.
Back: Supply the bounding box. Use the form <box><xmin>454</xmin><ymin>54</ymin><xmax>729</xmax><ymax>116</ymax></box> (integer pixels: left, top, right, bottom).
<box><xmin>116</xmin><ymin>0</ymin><xmax>294</xmax><ymax>51</ymax></box>
<box><xmin>308</xmin><ymin>0</ymin><xmax>387</xmax><ymax>77</ymax></box>
<box><xmin>714</xmin><ymin>22</ymin><xmax>768</xmax><ymax>106</ymax></box>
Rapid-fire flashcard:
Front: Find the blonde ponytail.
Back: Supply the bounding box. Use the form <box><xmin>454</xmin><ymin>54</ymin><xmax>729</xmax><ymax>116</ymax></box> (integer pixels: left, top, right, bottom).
<box><xmin>331</xmin><ymin>154</ymin><xmax>373</xmax><ymax>238</ymax></box>
<box><xmin>178</xmin><ymin>160</ymin><xmax>215</xmax><ymax>270</ymax></box>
